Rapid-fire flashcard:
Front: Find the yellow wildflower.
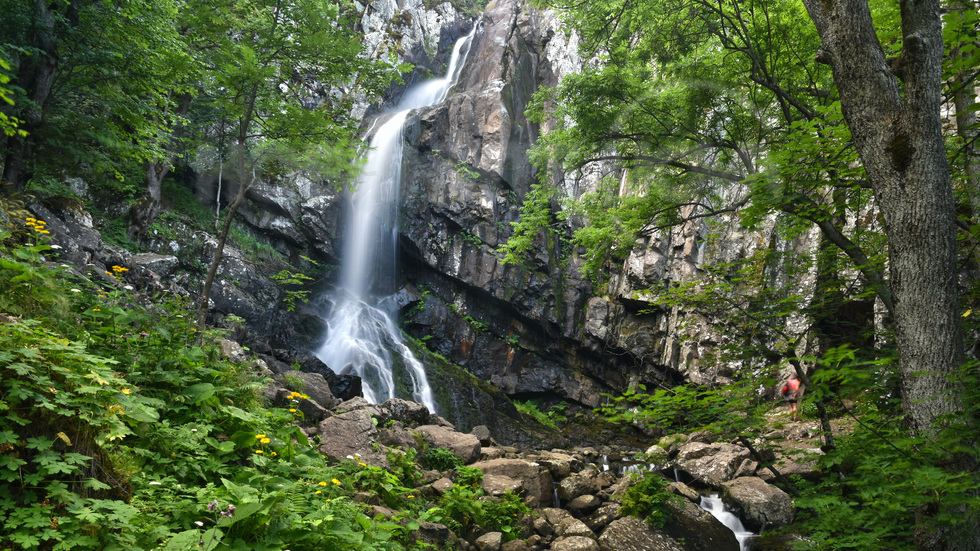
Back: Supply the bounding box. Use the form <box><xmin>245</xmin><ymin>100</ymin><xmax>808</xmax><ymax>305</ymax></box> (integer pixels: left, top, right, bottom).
<box><xmin>332</xmin><ymin>478</ymin><xmax>341</xmax><ymax>486</ymax></box>
<box><xmin>255</xmin><ymin>450</ymin><xmax>263</xmax><ymax>454</ymax></box>
<box><xmin>315</xmin><ymin>490</ymin><xmax>322</xmax><ymax>495</ymax></box>
<box><xmin>255</xmin><ymin>434</ymin><xmax>266</xmax><ymax>439</ymax></box>
<box><xmin>318</xmin><ymin>481</ymin><xmax>327</xmax><ymax>486</ymax></box>
<box><xmin>289</xmin><ymin>408</ymin><xmax>297</xmax><ymax>413</ymax></box>
<box><xmin>260</xmin><ymin>438</ymin><xmax>271</xmax><ymax>444</ymax></box>
<box><xmin>121</xmin><ymin>388</ymin><xmax>132</xmax><ymax>395</ymax></box>
<box><xmin>358</xmin><ymin>462</ymin><xmax>367</xmax><ymax>467</ymax></box>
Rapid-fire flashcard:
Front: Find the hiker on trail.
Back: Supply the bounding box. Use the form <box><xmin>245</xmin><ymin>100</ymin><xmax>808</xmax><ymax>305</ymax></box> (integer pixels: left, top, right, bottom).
<box><xmin>781</xmin><ymin>376</ymin><xmax>803</xmax><ymax>420</ymax></box>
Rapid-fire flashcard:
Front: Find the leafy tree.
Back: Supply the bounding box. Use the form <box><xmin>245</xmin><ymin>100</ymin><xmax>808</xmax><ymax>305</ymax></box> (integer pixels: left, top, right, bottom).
<box><xmin>190</xmin><ymin>0</ymin><xmax>403</xmax><ymax>327</ymax></box>
<box><xmin>0</xmin><ymin>0</ymin><xmax>193</xmax><ymax>199</ymax></box>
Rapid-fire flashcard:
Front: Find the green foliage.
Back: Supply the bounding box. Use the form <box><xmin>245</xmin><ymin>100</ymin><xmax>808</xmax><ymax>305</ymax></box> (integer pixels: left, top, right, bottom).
<box><xmin>0</xmin><ymin>54</ymin><xmax>26</xmax><ymax>138</ymax></box>
<box><xmin>498</xmin><ymin>182</ymin><xmax>559</xmax><ymax>267</ymax></box>
<box><xmin>0</xmin><ymin>225</ymin><xmax>515</xmax><ymax>550</ymax></box>
<box><xmin>454</xmin><ymin>161</ymin><xmax>480</xmax><ymax>181</ymax></box>
<box><xmin>778</xmin><ymin>349</ymin><xmax>980</xmax><ymax>549</ymax></box>
<box><xmin>618</xmin><ymin>473</ymin><xmax>677</xmax><ymax>528</ymax></box>
<box><xmin>422</xmin><ymin>465</ymin><xmax>529</xmax><ymax>541</ymax></box>
<box><xmin>459</xmin><ymin>229</ymin><xmax>483</xmax><ymax>247</ymax></box>
<box><xmin>514</xmin><ymin>400</ymin><xmax>568</xmax><ymax>430</ymax></box>
<box><xmin>229</xmin><ymin>223</ymin><xmax>287</xmax><ymax>268</ymax></box>
<box><xmin>0</xmin><ymin>217</ymin><xmax>70</xmax><ymax>319</ymax></box>
<box><xmin>421</xmin><ymin>447</ymin><xmax>463</xmax><ymax>471</ymax></box>
<box><xmin>270</xmin><ymin>257</ymin><xmax>317</xmax><ymax>312</ymax></box>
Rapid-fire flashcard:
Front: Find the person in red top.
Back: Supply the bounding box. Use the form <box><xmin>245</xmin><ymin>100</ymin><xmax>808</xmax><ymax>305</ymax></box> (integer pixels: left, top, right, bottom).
<box><xmin>781</xmin><ymin>376</ymin><xmax>803</xmax><ymax>420</ymax></box>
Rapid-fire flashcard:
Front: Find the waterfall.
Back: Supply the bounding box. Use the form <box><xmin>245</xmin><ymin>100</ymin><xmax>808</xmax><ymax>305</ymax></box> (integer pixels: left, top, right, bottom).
<box><xmin>700</xmin><ymin>494</ymin><xmax>757</xmax><ymax>551</ymax></box>
<box><xmin>315</xmin><ymin>28</ymin><xmax>477</xmax><ymax>414</ymax></box>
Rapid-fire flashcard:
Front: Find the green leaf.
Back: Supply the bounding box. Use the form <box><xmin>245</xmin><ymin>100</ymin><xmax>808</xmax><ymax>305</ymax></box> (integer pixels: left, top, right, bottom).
<box><xmin>183</xmin><ymin>383</ymin><xmax>216</xmax><ymax>404</ymax></box>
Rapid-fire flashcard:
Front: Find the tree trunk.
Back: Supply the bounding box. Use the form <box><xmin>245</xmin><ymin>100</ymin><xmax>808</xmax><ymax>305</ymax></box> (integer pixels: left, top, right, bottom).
<box><xmin>197</xmin><ymin>94</ymin><xmax>256</xmax><ymax>328</ymax></box>
<box><xmin>802</xmin><ymin>0</ymin><xmax>964</xmax><ymax>436</ymax></box>
<box><xmin>2</xmin><ymin>0</ymin><xmax>60</xmax><ymax>189</ymax></box>
<box><xmin>801</xmin><ymin>0</ymin><xmax>975</xmax><ymax>548</ymax></box>
<box><xmin>128</xmin><ymin>94</ymin><xmax>192</xmax><ymax>240</ymax></box>
<box><xmin>127</xmin><ymin>161</ymin><xmax>167</xmax><ymax>240</ymax></box>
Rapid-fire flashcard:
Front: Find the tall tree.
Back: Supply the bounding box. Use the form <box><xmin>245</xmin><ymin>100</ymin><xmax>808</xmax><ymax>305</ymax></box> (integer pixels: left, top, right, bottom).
<box><xmin>0</xmin><ymin>0</ymin><xmax>193</xmax><ymax>198</ymax></box>
<box><xmin>191</xmin><ymin>0</ymin><xmax>400</xmax><ymax>326</ymax></box>
<box><xmin>799</xmin><ymin>0</ymin><xmax>965</xmax><ymax>438</ymax></box>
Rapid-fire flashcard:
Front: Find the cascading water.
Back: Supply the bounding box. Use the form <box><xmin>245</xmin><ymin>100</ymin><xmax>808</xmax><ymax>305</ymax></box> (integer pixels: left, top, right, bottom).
<box><xmin>700</xmin><ymin>494</ymin><xmax>757</xmax><ymax>551</ymax></box>
<box><xmin>315</xmin><ymin>28</ymin><xmax>477</xmax><ymax>414</ymax></box>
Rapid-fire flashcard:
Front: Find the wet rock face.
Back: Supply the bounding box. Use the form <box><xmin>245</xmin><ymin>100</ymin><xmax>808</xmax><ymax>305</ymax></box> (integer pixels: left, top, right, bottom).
<box><xmin>395</xmin><ymin>0</ymin><xmax>645</xmax><ymax>409</ymax></box>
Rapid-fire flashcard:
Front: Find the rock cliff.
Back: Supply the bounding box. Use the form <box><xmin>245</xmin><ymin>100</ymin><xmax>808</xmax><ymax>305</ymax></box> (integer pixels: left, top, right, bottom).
<box><xmin>184</xmin><ymin>0</ymin><xmax>819</xmax><ymax>425</ymax></box>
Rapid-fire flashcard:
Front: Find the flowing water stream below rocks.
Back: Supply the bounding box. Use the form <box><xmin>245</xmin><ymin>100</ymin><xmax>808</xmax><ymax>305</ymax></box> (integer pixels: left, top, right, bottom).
<box><xmin>701</xmin><ymin>494</ymin><xmax>758</xmax><ymax>551</ymax></box>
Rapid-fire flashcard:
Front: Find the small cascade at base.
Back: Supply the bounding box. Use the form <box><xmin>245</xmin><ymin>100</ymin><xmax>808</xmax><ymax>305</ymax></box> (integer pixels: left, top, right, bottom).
<box><xmin>314</xmin><ymin>28</ymin><xmax>477</xmax><ymax>414</ymax></box>
<box><xmin>700</xmin><ymin>494</ymin><xmax>757</xmax><ymax>551</ymax></box>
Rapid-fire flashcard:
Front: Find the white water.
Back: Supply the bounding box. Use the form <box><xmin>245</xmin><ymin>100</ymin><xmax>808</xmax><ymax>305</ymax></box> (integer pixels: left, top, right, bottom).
<box><xmin>315</xmin><ymin>30</ymin><xmax>476</xmax><ymax>413</ymax></box>
<box><xmin>700</xmin><ymin>494</ymin><xmax>757</xmax><ymax>551</ymax></box>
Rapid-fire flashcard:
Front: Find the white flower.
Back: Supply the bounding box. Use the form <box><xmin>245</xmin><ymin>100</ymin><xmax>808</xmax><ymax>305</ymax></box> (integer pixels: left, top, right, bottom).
<box><xmin>123</xmin><ymin>285</ymin><xmax>133</xmax><ymax>290</ymax></box>
<box><xmin>346</xmin><ymin>455</ymin><xmax>354</xmax><ymax>460</ymax></box>
<box><xmin>195</xmin><ymin>521</ymin><xmax>204</xmax><ymax>527</ymax></box>
<box><xmin>50</xmin><ymin>245</ymin><xmax>62</xmax><ymax>249</ymax></box>
<box><xmin>191</xmin><ymin>429</ymin><xmax>198</xmax><ymax>432</ymax></box>
<box><xmin>148</xmin><ymin>481</ymin><xmax>162</xmax><ymax>485</ymax></box>
<box><xmin>70</xmin><ymin>289</ymin><xmax>81</xmax><ymax>293</ymax></box>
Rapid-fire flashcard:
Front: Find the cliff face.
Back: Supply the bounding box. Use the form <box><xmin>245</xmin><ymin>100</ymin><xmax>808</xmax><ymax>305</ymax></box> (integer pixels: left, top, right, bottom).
<box><xmin>228</xmin><ymin>0</ymin><xmax>816</xmax><ymax>412</ymax></box>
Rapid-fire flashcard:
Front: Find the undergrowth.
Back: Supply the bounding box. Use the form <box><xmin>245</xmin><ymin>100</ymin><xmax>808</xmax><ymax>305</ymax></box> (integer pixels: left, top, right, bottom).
<box><xmin>0</xmin><ymin>213</ymin><xmax>526</xmax><ymax>550</ymax></box>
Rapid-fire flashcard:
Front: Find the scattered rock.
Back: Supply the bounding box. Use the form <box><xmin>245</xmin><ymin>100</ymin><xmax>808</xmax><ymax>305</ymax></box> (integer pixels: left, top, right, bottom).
<box><xmin>471</xmin><ymin>458</ymin><xmax>554</xmax><ymax>505</ymax></box>
<box><xmin>474</xmin><ymin>531</ymin><xmax>503</xmax><ymax>551</ymax></box>
<box><xmin>675</xmin><ymin>442</ymin><xmax>751</xmax><ymax>486</ymax></box>
<box><xmin>663</xmin><ymin>498</ymin><xmax>740</xmax><ymax>551</ymax></box>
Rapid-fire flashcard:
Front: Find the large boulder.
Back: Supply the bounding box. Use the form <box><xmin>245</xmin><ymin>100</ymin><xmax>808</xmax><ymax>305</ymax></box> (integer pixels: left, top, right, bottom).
<box><xmin>275</xmin><ymin>370</ymin><xmax>340</xmax><ymax>410</ymax></box>
<box><xmin>372</xmin><ymin>398</ymin><xmax>433</xmax><ymax>426</ymax></box>
<box><xmin>663</xmin><ymin>498</ymin><xmax>740</xmax><ymax>551</ymax></box>
<box><xmin>674</xmin><ymin>442</ymin><xmax>751</xmax><ymax>486</ymax></box>
<box><xmin>597</xmin><ymin>517</ymin><xmax>685</xmax><ymax>551</ymax></box>
<box><xmin>721</xmin><ymin>476</ymin><xmax>795</xmax><ymax>530</ymax></box>
<box><xmin>471</xmin><ymin>458</ymin><xmax>554</xmax><ymax>505</ymax></box>
<box><xmin>550</xmin><ymin>536</ymin><xmax>599</xmax><ymax>551</ymax></box>
<box><xmin>415</xmin><ymin>424</ymin><xmax>481</xmax><ymax>464</ymax></box>
<box><xmin>557</xmin><ymin>469</ymin><xmax>604</xmax><ymax>501</ymax></box>
<box><xmin>316</xmin><ymin>409</ymin><xmax>388</xmax><ymax>468</ymax></box>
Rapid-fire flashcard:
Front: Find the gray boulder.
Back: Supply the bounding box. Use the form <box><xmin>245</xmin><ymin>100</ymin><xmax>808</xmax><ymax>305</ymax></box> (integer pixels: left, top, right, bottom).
<box><xmin>721</xmin><ymin>476</ymin><xmax>795</xmax><ymax>530</ymax></box>
<box><xmin>316</xmin><ymin>409</ymin><xmax>388</xmax><ymax>468</ymax></box>
<box><xmin>675</xmin><ymin>442</ymin><xmax>751</xmax><ymax>486</ymax></box>
<box><xmin>471</xmin><ymin>458</ymin><xmax>554</xmax><ymax>505</ymax></box>
<box><xmin>663</xmin><ymin>498</ymin><xmax>740</xmax><ymax>551</ymax></box>
<box><xmin>551</xmin><ymin>536</ymin><xmax>599</xmax><ymax>551</ymax></box>
<box><xmin>474</xmin><ymin>531</ymin><xmax>503</xmax><ymax>551</ymax></box>
<box><xmin>373</xmin><ymin>398</ymin><xmax>432</xmax><ymax>426</ymax></box>
<box><xmin>415</xmin><ymin>424</ymin><xmax>481</xmax><ymax>464</ymax></box>
<box><xmin>597</xmin><ymin>517</ymin><xmax>685</xmax><ymax>551</ymax></box>
<box><xmin>558</xmin><ymin>469</ymin><xmax>602</xmax><ymax>501</ymax></box>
